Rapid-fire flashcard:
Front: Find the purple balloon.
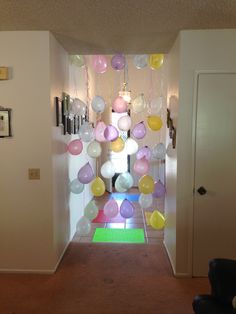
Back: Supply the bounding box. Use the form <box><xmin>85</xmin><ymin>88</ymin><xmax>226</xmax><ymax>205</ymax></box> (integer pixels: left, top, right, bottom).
<box><xmin>111</xmin><ymin>54</ymin><xmax>126</xmax><ymax>70</ymax></box>
<box><xmin>153</xmin><ymin>180</ymin><xmax>166</xmax><ymax>198</ymax></box>
<box><xmin>104</xmin><ymin>124</ymin><xmax>119</xmax><ymax>141</ymax></box>
<box><xmin>78</xmin><ymin>162</ymin><xmax>95</xmax><ymax>184</ymax></box>
<box><xmin>136</xmin><ymin>146</ymin><xmax>151</xmax><ymax>161</ymax></box>
<box><xmin>120</xmin><ymin>199</ymin><xmax>135</xmax><ymax>218</ymax></box>
<box><xmin>131</xmin><ymin>121</ymin><xmax>146</xmax><ymax>139</ymax></box>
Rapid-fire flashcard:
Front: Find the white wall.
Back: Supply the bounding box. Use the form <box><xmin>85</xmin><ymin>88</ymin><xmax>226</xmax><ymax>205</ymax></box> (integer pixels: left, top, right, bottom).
<box><xmin>165</xmin><ymin>29</ymin><xmax>236</xmax><ymax>276</ymax></box>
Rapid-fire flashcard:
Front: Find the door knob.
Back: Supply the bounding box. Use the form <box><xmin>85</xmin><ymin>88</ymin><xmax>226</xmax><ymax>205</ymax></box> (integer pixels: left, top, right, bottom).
<box><xmin>197</xmin><ymin>186</ymin><xmax>207</xmax><ymax>195</ymax></box>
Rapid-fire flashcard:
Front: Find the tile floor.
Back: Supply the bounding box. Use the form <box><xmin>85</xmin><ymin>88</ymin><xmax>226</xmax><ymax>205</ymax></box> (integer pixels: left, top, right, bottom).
<box><xmin>74</xmin><ymin>188</ymin><xmax>164</xmax><ymax>245</ymax></box>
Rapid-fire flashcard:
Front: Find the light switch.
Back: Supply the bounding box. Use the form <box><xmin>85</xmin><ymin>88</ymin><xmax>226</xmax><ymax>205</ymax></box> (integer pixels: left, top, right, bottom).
<box><xmin>28</xmin><ymin>168</ymin><xmax>40</xmax><ymax>180</ymax></box>
<box><xmin>0</xmin><ymin>67</ymin><xmax>9</xmax><ymax>80</ymax></box>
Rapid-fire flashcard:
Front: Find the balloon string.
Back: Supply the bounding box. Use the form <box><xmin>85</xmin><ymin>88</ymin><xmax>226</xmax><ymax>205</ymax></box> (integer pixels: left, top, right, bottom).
<box><xmin>85</xmin><ymin>65</ymin><xmax>90</xmax><ymax>122</ymax></box>
<box><xmin>96</xmin><ymin>158</ymin><xmax>99</xmax><ymax>176</ymax></box>
<box><xmin>72</xmin><ymin>64</ymin><xmax>78</xmax><ymax>98</ymax></box>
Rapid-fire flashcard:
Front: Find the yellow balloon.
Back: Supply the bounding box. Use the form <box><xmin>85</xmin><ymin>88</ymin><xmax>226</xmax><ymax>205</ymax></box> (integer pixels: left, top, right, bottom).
<box><xmin>111</xmin><ymin>136</ymin><xmax>125</xmax><ymax>152</ymax></box>
<box><xmin>150</xmin><ymin>210</ymin><xmax>165</xmax><ymax>230</ymax></box>
<box><xmin>138</xmin><ymin>175</ymin><xmax>154</xmax><ymax>194</ymax></box>
<box><xmin>147</xmin><ymin>115</ymin><xmax>163</xmax><ymax>131</ymax></box>
<box><xmin>91</xmin><ymin>176</ymin><xmax>105</xmax><ymax>197</ymax></box>
<box><xmin>149</xmin><ymin>54</ymin><xmax>164</xmax><ymax>70</ymax></box>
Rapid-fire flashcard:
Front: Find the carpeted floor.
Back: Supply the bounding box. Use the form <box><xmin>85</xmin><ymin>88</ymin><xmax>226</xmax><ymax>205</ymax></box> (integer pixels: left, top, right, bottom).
<box><xmin>0</xmin><ymin>242</ymin><xmax>209</xmax><ymax>314</ymax></box>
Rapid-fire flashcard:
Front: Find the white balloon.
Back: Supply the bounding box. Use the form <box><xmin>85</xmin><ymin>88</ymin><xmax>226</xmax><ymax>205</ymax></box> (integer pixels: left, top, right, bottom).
<box><xmin>133</xmin><ymin>55</ymin><xmax>148</xmax><ymax>69</ymax></box>
<box><xmin>70</xmin><ymin>98</ymin><xmax>87</xmax><ymax>115</ymax></box>
<box><xmin>91</xmin><ymin>96</ymin><xmax>106</xmax><ymax>113</ymax></box>
<box><xmin>76</xmin><ymin>216</ymin><xmax>91</xmax><ymax>236</ymax></box>
<box><xmin>152</xmin><ymin>143</ymin><xmax>166</xmax><ymax>159</ymax></box>
<box><xmin>115</xmin><ymin>176</ymin><xmax>127</xmax><ymax>192</ymax></box>
<box><xmin>149</xmin><ymin>97</ymin><xmax>163</xmax><ymax>115</ymax></box>
<box><xmin>132</xmin><ymin>94</ymin><xmax>147</xmax><ymax>113</ymax></box>
<box><xmin>101</xmin><ymin>160</ymin><xmax>115</xmax><ymax>179</ymax></box>
<box><xmin>138</xmin><ymin>193</ymin><xmax>153</xmax><ymax>209</ymax></box>
<box><xmin>87</xmin><ymin>141</ymin><xmax>102</xmax><ymax>158</ymax></box>
<box><xmin>119</xmin><ymin>172</ymin><xmax>134</xmax><ymax>189</ymax></box>
<box><xmin>125</xmin><ymin>138</ymin><xmax>139</xmax><ymax>155</ymax></box>
<box><xmin>117</xmin><ymin>115</ymin><xmax>132</xmax><ymax>131</ymax></box>
<box><xmin>79</xmin><ymin>122</ymin><xmax>95</xmax><ymax>142</ymax></box>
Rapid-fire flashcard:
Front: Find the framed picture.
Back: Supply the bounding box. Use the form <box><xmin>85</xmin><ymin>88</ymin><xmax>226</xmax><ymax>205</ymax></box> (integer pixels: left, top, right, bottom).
<box><xmin>55</xmin><ymin>97</ymin><xmax>63</xmax><ymax>126</ymax></box>
<box><xmin>0</xmin><ymin>108</ymin><xmax>12</xmax><ymax>137</ymax></box>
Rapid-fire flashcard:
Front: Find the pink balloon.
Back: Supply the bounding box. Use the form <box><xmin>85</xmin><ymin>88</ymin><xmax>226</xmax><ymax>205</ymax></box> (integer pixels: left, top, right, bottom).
<box><xmin>153</xmin><ymin>180</ymin><xmax>166</xmax><ymax>198</ymax></box>
<box><xmin>77</xmin><ymin>162</ymin><xmax>95</xmax><ymax>184</ymax></box>
<box><xmin>133</xmin><ymin>157</ymin><xmax>149</xmax><ymax>176</ymax></box>
<box><xmin>112</xmin><ymin>96</ymin><xmax>128</xmax><ymax>113</ymax></box>
<box><xmin>120</xmin><ymin>199</ymin><xmax>135</xmax><ymax>218</ymax></box>
<box><xmin>104</xmin><ymin>124</ymin><xmax>119</xmax><ymax>141</ymax></box>
<box><xmin>67</xmin><ymin>139</ymin><xmax>83</xmax><ymax>155</ymax></box>
<box><xmin>95</xmin><ymin>121</ymin><xmax>107</xmax><ymax>142</ymax></box>
<box><xmin>131</xmin><ymin>121</ymin><xmax>146</xmax><ymax>139</ymax></box>
<box><xmin>136</xmin><ymin>146</ymin><xmax>151</xmax><ymax>161</ymax></box>
<box><xmin>92</xmin><ymin>55</ymin><xmax>108</xmax><ymax>73</ymax></box>
<box><xmin>104</xmin><ymin>199</ymin><xmax>119</xmax><ymax>218</ymax></box>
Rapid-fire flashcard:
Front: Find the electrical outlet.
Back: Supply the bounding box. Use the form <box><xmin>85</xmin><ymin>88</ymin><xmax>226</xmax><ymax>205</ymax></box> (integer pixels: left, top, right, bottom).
<box><xmin>0</xmin><ymin>67</ymin><xmax>9</xmax><ymax>80</ymax></box>
<box><xmin>28</xmin><ymin>168</ymin><xmax>40</xmax><ymax>180</ymax></box>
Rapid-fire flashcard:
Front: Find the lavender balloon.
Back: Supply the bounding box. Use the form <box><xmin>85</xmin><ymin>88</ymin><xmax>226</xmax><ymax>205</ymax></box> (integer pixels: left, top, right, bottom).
<box><xmin>77</xmin><ymin>162</ymin><xmax>95</xmax><ymax>184</ymax></box>
<box><xmin>104</xmin><ymin>124</ymin><xmax>119</xmax><ymax>141</ymax></box>
<box><xmin>111</xmin><ymin>54</ymin><xmax>126</xmax><ymax>70</ymax></box>
<box><xmin>153</xmin><ymin>180</ymin><xmax>166</xmax><ymax>198</ymax></box>
<box><xmin>131</xmin><ymin>121</ymin><xmax>146</xmax><ymax>139</ymax></box>
<box><xmin>136</xmin><ymin>146</ymin><xmax>152</xmax><ymax>161</ymax></box>
<box><xmin>120</xmin><ymin>199</ymin><xmax>135</xmax><ymax>219</ymax></box>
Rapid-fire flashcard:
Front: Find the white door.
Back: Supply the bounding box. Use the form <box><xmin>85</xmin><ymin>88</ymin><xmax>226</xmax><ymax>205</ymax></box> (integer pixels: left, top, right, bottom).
<box><xmin>193</xmin><ymin>73</ymin><xmax>236</xmax><ymax>276</ymax></box>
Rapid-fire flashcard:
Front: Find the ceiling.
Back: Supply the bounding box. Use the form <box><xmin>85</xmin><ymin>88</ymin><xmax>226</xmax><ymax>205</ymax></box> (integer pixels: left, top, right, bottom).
<box><xmin>1</xmin><ymin>0</ymin><xmax>236</xmax><ymax>54</ymax></box>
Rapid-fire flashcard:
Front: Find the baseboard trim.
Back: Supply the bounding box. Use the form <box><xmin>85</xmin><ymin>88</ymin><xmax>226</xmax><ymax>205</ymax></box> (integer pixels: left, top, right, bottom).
<box><xmin>163</xmin><ymin>240</ymin><xmax>191</xmax><ymax>278</ymax></box>
<box><xmin>0</xmin><ymin>268</ymin><xmax>55</xmax><ymax>274</ymax></box>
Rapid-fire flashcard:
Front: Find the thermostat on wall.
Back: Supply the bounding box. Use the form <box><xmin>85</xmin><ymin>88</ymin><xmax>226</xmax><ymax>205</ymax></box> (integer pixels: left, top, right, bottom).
<box><xmin>0</xmin><ymin>67</ymin><xmax>9</xmax><ymax>80</ymax></box>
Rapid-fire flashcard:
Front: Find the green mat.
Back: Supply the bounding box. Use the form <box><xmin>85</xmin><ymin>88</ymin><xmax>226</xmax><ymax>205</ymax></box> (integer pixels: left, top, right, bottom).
<box><xmin>92</xmin><ymin>228</ymin><xmax>145</xmax><ymax>244</ymax></box>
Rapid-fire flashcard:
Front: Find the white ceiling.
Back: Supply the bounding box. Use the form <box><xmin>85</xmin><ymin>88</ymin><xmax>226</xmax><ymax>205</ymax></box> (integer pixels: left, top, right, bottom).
<box><xmin>1</xmin><ymin>0</ymin><xmax>236</xmax><ymax>54</ymax></box>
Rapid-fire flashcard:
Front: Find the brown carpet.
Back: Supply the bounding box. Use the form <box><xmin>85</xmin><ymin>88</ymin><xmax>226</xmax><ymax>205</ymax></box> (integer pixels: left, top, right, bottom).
<box><xmin>0</xmin><ymin>242</ymin><xmax>209</xmax><ymax>314</ymax></box>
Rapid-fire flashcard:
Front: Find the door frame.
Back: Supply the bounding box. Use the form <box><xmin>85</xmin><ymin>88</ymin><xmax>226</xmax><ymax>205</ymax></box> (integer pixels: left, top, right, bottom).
<box><xmin>190</xmin><ymin>70</ymin><xmax>236</xmax><ymax>276</ymax></box>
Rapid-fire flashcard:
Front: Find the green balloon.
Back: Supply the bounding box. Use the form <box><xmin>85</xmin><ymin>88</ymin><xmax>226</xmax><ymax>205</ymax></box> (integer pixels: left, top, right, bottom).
<box><xmin>69</xmin><ymin>55</ymin><xmax>85</xmax><ymax>67</ymax></box>
<box><xmin>84</xmin><ymin>201</ymin><xmax>99</xmax><ymax>220</ymax></box>
<box><xmin>70</xmin><ymin>179</ymin><xmax>84</xmax><ymax>194</ymax></box>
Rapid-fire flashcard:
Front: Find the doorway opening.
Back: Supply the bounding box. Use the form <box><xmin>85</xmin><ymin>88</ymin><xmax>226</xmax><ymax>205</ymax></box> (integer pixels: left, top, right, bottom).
<box><xmin>111</xmin><ymin>111</ymin><xmax>130</xmax><ymax>187</ymax></box>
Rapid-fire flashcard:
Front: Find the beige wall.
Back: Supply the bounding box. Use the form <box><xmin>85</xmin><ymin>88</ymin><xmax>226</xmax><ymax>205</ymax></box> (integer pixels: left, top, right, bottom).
<box><xmin>164</xmin><ymin>36</ymin><xmax>180</xmax><ymax>274</ymax></box>
<box><xmin>165</xmin><ymin>29</ymin><xmax>236</xmax><ymax>276</ymax></box>
<box><xmin>0</xmin><ymin>31</ymin><xmax>96</xmax><ymax>272</ymax></box>
<box><xmin>0</xmin><ymin>31</ymin><xmax>54</xmax><ymax>271</ymax></box>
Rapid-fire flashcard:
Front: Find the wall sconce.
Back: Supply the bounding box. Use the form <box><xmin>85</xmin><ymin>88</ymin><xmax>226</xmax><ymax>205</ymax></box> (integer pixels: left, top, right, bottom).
<box><xmin>167</xmin><ymin>108</ymin><xmax>176</xmax><ymax>148</ymax></box>
<box><xmin>119</xmin><ymin>83</ymin><xmax>131</xmax><ymax>104</ymax></box>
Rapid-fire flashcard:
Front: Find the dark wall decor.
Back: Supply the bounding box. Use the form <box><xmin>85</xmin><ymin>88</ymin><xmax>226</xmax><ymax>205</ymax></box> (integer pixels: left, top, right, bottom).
<box><xmin>55</xmin><ymin>93</ymin><xmax>88</xmax><ymax>135</ymax></box>
<box><xmin>167</xmin><ymin>108</ymin><xmax>176</xmax><ymax>148</ymax></box>
<box><xmin>0</xmin><ymin>106</ymin><xmax>12</xmax><ymax>138</ymax></box>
